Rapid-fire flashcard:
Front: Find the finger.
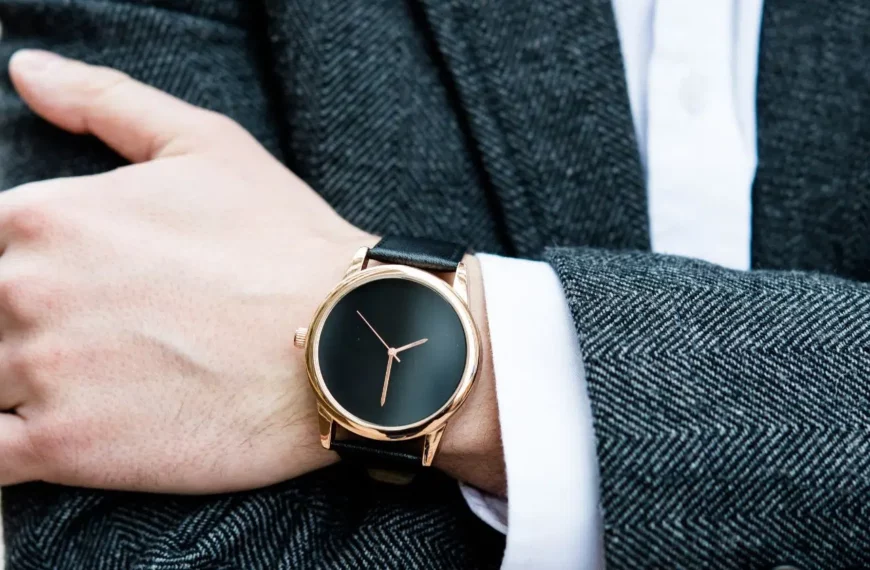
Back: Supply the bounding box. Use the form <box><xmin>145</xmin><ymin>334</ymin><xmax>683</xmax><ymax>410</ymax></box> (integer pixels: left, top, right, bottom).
<box><xmin>8</xmin><ymin>50</ymin><xmax>240</xmax><ymax>163</ymax></box>
<box><xmin>0</xmin><ymin>413</ymin><xmax>35</xmax><ymax>485</ymax></box>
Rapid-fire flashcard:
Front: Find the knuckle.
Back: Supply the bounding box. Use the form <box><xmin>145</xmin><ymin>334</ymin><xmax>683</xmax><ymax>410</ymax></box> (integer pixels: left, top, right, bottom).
<box><xmin>17</xmin><ymin>341</ymin><xmax>67</xmax><ymax>379</ymax></box>
<box><xmin>5</xmin><ymin>344</ymin><xmax>32</xmax><ymax>382</ymax></box>
<box><xmin>0</xmin><ymin>435</ymin><xmax>39</xmax><ymax>483</ymax></box>
<box><xmin>0</xmin><ymin>276</ymin><xmax>57</xmax><ymax>324</ymax></box>
<box><xmin>5</xmin><ymin>343</ymin><xmax>43</xmax><ymax>386</ymax></box>
<box><xmin>3</xmin><ymin>204</ymin><xmax>55</xmax><ymax>241</ymax></box>
<box><xmin>27</xmin><ymin>421</ymin><xmax>73</xmax><ymax>467</ymax></box>
<box><xmin>200</xmin><ymin>110</ymin><xmax>246</xmax><ymax>138</ymax></box>
<box><xmin>14</xmin><ymin>430</ymin><xmax>43</xmax><ymax>471</ymax></box>
<box><xmin>0</xmin><ymin>279</ymin><xmax>32</xmax><ymax>320</ymax></box>
<box><xmin>28</xmin><ymin>413</ymin><xmax>98</xmax><ymax>483</ymax></box>
<box><xmin>6</xmin><ymin>340</ymin><xmax>78</xmax><ymax>400</ymax></box>
<box><xmin>91</xmin><ymin>67</ymin><xmax>133</xmax><ymax>99</ymax></box>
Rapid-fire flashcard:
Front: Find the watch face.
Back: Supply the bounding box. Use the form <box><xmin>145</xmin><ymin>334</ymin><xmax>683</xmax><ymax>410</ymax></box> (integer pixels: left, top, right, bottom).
<box><xmin>316</xmin><ymin>277</ymin><xmax>469</xmax><ymax>428</ymax></box>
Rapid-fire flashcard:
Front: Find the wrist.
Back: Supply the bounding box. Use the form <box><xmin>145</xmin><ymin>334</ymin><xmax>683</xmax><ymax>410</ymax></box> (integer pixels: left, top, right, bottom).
<box><xmin>434</xmin><ymin>254</ymin><xmax>506</xmax><ymax>496</ymax></box>
<box><xmin>281</xmin><ymin>227</ymin><xmax>379</xmax><ymax>478</ymax></box>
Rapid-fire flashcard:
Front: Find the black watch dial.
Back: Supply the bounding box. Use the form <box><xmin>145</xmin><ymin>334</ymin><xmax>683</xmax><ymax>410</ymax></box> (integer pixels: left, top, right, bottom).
<box><xmin>317</xmin><ymin>277</ymin><xmax>468</xmax><ymax>428</ymax></box>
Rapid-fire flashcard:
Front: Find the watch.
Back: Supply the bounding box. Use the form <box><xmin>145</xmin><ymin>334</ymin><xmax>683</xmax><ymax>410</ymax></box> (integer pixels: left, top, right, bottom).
<box><xmin>293</xmin><ymin>236</ymin><xmax>481</xmax><ymax>473</ymax></box>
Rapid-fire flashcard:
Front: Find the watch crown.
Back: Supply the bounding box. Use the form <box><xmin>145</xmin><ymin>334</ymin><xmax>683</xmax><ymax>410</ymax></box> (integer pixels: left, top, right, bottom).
<box><xmin>294</xmin><ymin>327</ymin><xmax>308</xmax><ymax>349</ymax></box>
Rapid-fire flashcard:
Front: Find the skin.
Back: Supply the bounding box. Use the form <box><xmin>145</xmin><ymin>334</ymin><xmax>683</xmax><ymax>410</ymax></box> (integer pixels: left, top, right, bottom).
<box><xmin>0</xmin><ymin>51</ymin><xmax>505</xmax><ymax>496</ymax></box>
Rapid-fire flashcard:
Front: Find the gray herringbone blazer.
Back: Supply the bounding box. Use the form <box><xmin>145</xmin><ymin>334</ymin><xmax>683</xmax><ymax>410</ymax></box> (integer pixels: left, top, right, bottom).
<box><xmin>2</xmin><ymin>1</ymin><xmax>869</xmax><ymax>568</ymax></box>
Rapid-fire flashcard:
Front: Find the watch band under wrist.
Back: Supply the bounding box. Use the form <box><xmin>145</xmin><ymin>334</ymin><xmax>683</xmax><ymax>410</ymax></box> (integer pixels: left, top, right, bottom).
<box><xmin>330</xmin><ymin>437</ymin><xmax>423</xmax><ymax>470</ymax></box>
<box><xmin>332</xmin><ymin>235</ymin><xmax>467</xmax><ymax>472</ymax></box>
<box><xmin>367</xmin><ymin>236</ymin><xmax>466</xmax><ymax>272</ymax></box>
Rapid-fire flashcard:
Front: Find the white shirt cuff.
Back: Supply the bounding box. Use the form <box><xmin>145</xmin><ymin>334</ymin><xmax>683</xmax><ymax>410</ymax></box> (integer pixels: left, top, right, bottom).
<box><xmin>459</xmin><ymin>253</ymin><xmax>602</xmax><ymax>570</ymax></box>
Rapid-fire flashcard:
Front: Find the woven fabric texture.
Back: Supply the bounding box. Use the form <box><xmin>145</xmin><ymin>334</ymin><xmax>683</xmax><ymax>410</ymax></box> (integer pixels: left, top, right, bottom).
<box><xmin>1</xmin><ymin>0</ymin><xmax>869</xmax><ymax>568</ymax></box>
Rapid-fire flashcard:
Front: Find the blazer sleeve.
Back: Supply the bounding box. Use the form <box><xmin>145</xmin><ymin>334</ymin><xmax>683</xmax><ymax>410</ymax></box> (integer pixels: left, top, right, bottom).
<box><xmin>545</xmin><ymin>246</ymin><xmax>870</xmax><ymax>570</ymax></box>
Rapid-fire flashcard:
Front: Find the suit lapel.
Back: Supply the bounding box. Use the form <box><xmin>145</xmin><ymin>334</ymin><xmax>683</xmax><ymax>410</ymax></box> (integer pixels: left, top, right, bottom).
<box><xmin>418</xmin><ymin>0</ymin><xmax>648</xmax><ymax>256</ymax></box>
<box><xmin>753</xmin><ymin>1</ymin><xmax>870</xmax><ymax>279</ymax></box>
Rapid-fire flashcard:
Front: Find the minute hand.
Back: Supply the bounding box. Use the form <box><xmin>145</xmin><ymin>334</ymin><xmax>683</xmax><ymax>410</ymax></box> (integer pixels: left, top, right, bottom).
<box><xmin>395</xmin><ymin>338</ymin><xmax>429</xmax><ymax>354</ymax></box>
<box><xmin>357</xmin><ymin>311</ymin><xmax>400</xmax><ymax>362</ymax></box>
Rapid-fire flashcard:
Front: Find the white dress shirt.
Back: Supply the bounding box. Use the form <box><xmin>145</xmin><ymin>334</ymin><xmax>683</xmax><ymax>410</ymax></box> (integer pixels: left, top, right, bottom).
<box><xmin>465</xmin><ymin>1</ymin><xmax>765</xmax><ymax>568</ymax></box>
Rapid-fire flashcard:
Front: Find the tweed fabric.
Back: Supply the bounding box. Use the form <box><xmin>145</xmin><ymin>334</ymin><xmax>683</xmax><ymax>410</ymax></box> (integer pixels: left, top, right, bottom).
<box><xmin>1</xmin><ymin>0</ymin><xmax>869</xmax><ymax>568</ymax></box>
<box><xmin>547</xmin><ymin>249</ymin><xmax>870</xmax><ymax>569</ymax></box>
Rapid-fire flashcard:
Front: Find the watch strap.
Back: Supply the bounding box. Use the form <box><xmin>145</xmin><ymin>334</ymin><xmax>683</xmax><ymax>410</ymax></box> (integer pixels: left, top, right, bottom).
<box><xmin>367</xmin><ymin>236</ymin><xmax>466</xmax><ymax>272</ymax></box>
<box><xmin>331</xmin><ymin>437</ymin><xmax>422</xmax><ymax>470</ymax></box>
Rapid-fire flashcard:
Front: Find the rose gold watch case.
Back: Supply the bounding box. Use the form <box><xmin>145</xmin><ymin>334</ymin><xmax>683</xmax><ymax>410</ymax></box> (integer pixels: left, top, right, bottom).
<box><xmin>300</xmin><ymin>247</ymin><xmax>480</xmax><ymax>465</ymax></box>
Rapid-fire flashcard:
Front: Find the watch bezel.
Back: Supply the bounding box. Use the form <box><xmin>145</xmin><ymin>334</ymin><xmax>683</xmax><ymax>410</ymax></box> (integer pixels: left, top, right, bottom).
<box><xmin>305</xmin><ymin>264</ymin><xmax>480</xmax><ymax>442</ymax></box>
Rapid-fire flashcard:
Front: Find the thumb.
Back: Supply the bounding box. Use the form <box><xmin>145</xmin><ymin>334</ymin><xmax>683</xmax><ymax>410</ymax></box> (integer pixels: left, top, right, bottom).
<box><xmin>8</xmin><ymin>50</ymin><xmax>237</xmax><ymax>163</ymax></box>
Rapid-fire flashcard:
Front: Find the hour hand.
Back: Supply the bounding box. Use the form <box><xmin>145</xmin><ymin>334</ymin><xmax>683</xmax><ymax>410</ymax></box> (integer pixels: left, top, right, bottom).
<box><xmin>357</xmin><ymin>311</ymin><xmax>400</xmax><ymax>362</ymax></box>
<box><xmin>395</xmin><ymin>338</ymin><xmax>428</xmax><ymax>354</ymax></box>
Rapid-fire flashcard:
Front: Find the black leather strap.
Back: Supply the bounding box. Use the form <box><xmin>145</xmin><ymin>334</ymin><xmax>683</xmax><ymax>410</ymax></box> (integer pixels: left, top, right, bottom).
<box><xmin>331</xmin><ymin>437</ymin><xmax>422</xmax><ymax>470</ymax></box>
<box><xmin>367</xmin><ymin>236</ymin><xmax>466</xmax><ymax>272</ymax></box>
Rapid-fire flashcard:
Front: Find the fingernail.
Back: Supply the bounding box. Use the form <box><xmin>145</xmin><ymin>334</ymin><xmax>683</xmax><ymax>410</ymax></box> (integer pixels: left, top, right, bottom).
<box><xmin>10</xmin><ymin>49</ymin><xmax>66</xmax><ymax>75</ymax></box>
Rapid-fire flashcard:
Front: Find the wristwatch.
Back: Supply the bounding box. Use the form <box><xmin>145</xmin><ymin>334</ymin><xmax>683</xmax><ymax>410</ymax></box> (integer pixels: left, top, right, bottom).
<box><xmin>293</xmin><ymin>236</ymin><xmax>481</xmax><ymax>474</ymax></box>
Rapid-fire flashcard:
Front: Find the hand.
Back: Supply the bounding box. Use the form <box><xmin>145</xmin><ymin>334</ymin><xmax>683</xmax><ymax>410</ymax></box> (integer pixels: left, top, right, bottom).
<box><xmin>0</xmin><ymin>51</ymin><xmax>504</xmax><ymax>496</ymax></box>
<box><xmin>0</xmin><ymin>50</ymin><xmax>372</xmax><ymax>492</ymax></box>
